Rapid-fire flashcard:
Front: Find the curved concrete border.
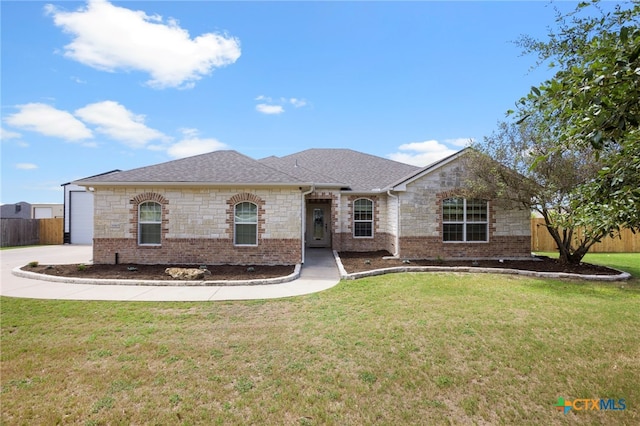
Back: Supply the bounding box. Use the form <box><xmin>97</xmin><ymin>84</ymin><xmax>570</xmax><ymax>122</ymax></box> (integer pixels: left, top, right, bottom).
<box><xmin>12</xmin><ymin>264</ymin><xmax>301</xmax><ymax>287</ymax></box>
<box><xmin>333</xmin><ymin>255</ymin><xmax>631</xmax><ymax>282</ymax></box>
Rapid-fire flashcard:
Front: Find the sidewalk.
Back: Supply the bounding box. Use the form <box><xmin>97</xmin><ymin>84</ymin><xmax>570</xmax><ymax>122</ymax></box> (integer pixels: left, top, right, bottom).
<box><xmin>0</xmin><ymin>245</ymin><xmax>341</xmax><ymax>302</ymax></box>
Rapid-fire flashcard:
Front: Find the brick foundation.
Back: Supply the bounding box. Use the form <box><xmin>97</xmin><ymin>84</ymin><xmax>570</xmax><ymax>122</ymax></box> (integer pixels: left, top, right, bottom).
<box><xmin>93</xmin><ymin>238</ymin><xmax>301</xmax><ymax>265</ymax></box>
<box><xmin>335</xmin><ymin>232</ymin><xmax>394</xmax><ymax>253</ymax></box>
<box><xmin>398</xmin><ymin>236</ymin><xmax>531</xmax><ymax>259</ymax></box>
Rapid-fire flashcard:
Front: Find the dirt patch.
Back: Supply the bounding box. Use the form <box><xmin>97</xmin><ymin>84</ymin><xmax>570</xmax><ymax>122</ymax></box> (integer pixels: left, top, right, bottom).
<box><xmin>338</xmin><ymin>251</ymin><xmax>620</xmax><ymax>275</ymax></box>
<box><xmin>22</xmin><ymin>263</ymin><xmax>295</xmax><ymax>281</ymax></box>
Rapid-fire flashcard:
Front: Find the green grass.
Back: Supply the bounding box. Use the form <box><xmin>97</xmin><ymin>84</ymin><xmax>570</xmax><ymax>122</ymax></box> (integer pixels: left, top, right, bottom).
<box><xmin>2</xmin><ymin>255</ymin><xmax>639</xmax><ymax>424</ymax></box>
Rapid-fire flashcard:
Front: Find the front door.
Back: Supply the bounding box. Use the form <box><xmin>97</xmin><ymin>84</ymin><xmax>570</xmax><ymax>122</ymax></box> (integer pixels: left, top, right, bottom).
<box><xmin>306</xmin><ymin>203</ymin><xmax>330</xmax><ymax>247</ymax></box>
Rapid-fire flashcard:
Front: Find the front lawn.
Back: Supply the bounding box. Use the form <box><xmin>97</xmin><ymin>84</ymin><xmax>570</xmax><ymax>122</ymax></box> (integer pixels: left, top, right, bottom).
<box><xmin>2</xmin><ymin>259</ymin><xmax>639</xmax><ymax>424</ymax></box>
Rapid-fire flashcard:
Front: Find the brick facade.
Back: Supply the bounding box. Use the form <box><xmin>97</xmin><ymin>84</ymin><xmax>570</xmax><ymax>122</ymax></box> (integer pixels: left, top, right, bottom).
<box><xmin>394</xmin><ymin>159</ymin><xmax>531</xmax><ymax>259</ymax></box>
<box><xmin>92</xmin><ymin>187</ymin><xmax>302</xmax><ymax>265</ymax></box>
<box><xmin>93</xmin><ymin>237</ymin><xmax>300</xmax><ymax>265</ymax></box>
<box><xmin>398</xmin><ymin>236</ymin><xmax>531</xmax><ymax>259</ymax></box>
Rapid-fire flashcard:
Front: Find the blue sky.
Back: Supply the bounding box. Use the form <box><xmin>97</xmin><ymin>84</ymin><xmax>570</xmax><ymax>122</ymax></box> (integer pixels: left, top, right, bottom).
<box><xmin>1</xmin><ymin>0</ymin><xmax>588</xmax><ymax>204</ymax></box>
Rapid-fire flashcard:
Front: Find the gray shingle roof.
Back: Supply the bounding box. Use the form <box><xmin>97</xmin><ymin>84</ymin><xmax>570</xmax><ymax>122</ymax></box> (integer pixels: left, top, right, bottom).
<box><xmin>74</xmin><ymin>150</ymin><xmax>304</xmax><ymax>185</ymax></box>
<box><xmin>260</xmin><ymin>149</ymin><xmax>419</xmax><ymax>191</ymax></box>
<box><xmin>74</xmin><ymin>148</ymin><xmax>421</xmax><ymax>192</ymax></box>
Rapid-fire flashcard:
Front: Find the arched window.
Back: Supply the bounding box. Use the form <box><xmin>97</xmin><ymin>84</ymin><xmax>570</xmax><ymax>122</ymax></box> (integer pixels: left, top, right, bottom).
<box><xmin>442</xmin><ymin>198</ymin><xmax>488</xmax><ymax>242</ymax></box>
<box><xmin>139</xmin><ymin>201</ymin><xmax>162</xmax><ymax>245</ymax></box>
<box><xmin>234</xmin><ymin>202</ymin><xmax>258</xmax><ymax>245</ymax></box>
<box><xmin>353</xmin><ymin>198</ymin><xmax>373</xmax><ymax>238</ymax></box>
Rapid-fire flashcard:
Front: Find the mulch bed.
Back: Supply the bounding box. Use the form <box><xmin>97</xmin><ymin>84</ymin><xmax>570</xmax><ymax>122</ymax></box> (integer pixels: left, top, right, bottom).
<box><xmin>338</xmin><ymin>251</ymin><xmax>620</xmax><ymax>276</ymax></box>
<box><xmin>22</xmin><ymin>264</ymin><xmax>295</xmax><ymax>281</ymax></box>
<box><xmin>21</xmin><ymin>251</ymin><xmax>621</xmax><ymax>281</ymax></box>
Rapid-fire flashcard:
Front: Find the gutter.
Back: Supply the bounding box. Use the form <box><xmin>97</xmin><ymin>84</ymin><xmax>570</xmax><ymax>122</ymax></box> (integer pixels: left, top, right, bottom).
<box><xmin>387</xmin><ymin>190</ymin><xmax>399</xmax><ymax>257</ymax></box>
<box><xmin>301</xmin><ymin>185</ymin><xmax>315</xmax><ymax>264</ymax></box>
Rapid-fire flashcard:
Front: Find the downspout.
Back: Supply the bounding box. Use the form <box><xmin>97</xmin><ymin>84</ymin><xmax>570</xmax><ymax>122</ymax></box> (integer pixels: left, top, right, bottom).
<box><xmin>301</xmin><ymin>185</ymin><xmax>315</xmax><ymax>264</ymax></box>
<box><xmin>387</xmin><ymin>190</ymin><xmax>399</xmax><ymax>257</ymax></box>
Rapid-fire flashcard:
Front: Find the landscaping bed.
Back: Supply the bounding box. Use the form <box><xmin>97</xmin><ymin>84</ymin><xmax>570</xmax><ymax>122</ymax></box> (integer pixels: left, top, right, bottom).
<box><xmin>338</xmin><ymin>251</ymin><xmax>621</xmax><ymax>275</ymax></box>
<box><xmin>22</xmin><ymin>263</ymin><xmax>295</xmax><ymax>281</ymax></box>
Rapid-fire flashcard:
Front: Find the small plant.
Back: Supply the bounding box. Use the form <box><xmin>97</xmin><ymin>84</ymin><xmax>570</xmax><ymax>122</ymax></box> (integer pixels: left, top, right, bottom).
<box><xmin>76</xmin><ymin>264</ymin><xmax>87</xmax><ymax>271</ymax></box>
<box><xmin>435</xmin><ymin>255</ymin><xmax>444</xmax><ymax>264</ymax></box>
<box><xmin>169</xmin><ymin>393</ymin><xmax>182</xmax><ymax>406</ymax></box>
<box><xmin>235</xmin><ymin>377</ymin><xmax>254</xmax><ymax>394</ymax></box>
<box><xmin>359</xmin><ymin>371</ymin><xmax>377</xmax><ymax>384</ymax></box>
<box><xmin>199</xmin><ymin>265</ymin><xmax>208</xmax><ymax>270</ymax></box>
<box><xmin>402</xmin><ymin>259</ymin><xmax>411</xmax><ymax>264</ymax></box>
<box><xmin>127</xmin><ymin>266</ymin><xmax>138</xmax><ymax>272</ymax></box>
<box><xmin>246</xmin><ymin>266</ymin><xmax>255</xmax><ymax>273</ymax></box>
<box><xmin>27</xmin><ymin>261</ymin><xmax>39</xmax><ymax>267</ymax></box>
<box><xmin>364</xmin><ymin>259</ymin><xmax>371</xmax><ymax>265</ymax></box>
<box><xmin>435</xmin><ymin>375</ymin><xmax>453</xmax><ymax>387</ymax></box>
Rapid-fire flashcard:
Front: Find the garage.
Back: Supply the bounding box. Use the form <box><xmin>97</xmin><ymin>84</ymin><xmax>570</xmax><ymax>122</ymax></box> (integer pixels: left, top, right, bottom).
<box><xmin>69</xmin><ymin>191</ymin><xmax>93</xmax><ymax>244</ymax></box>
<box><xmin>62</xmin><ymin>170</ymin><xmax>120</xmax><ymax>245</ymax></box>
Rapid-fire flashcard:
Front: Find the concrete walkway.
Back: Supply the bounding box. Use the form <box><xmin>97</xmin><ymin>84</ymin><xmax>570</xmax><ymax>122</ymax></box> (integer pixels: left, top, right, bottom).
<box><xmin>1</xmin><ymin>245</ymin><xmax>341</xmax><ymax>301</ymax></box>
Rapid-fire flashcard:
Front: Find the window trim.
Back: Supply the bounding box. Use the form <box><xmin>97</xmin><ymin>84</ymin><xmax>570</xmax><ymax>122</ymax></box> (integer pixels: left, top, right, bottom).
<box><xmin>353</xmin><ymin>198</ymin><xmax>374</xmax><ymax>238</ymax></box>
<box><xmin>234</xmin><ymin>201</ymin><xmax>258</xmax><ymax>246</ymax></box>
<box><xmin>442</xmin><ymin>198</ymin><xmax>488</xmax><ymax>243</ymax></box>
<box><xmin>138</xmin><ymin>201</ymin><xmax>162</xmax><ymax>246</ymax></box>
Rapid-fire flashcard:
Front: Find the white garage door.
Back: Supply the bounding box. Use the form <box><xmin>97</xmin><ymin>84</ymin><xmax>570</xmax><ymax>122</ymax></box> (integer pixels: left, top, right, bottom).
<box><xmin>34</xmin><ymin>207</ymin><xmax>53</xmax><ymax>219</ymax></box>
<box><xmin>70</xmin><ymin>191</ymin><xmax>94</xmax><ymax>244</ymax></box>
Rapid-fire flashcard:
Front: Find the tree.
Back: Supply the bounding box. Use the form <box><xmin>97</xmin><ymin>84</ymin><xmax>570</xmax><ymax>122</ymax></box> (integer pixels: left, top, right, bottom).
<box><xmin>470</xmin><ymin>0</ymin><xmax>639</xmax><ymax>264</ymax></box>
<box><xmin>515</xmin><ymin>0</ymin><xmax>640</xmax><ymax>235</ymax></box>
<box><xmin>466</xmin><ymin>118</ymin><xmax>605</xmax><ymax>265</ymax></box>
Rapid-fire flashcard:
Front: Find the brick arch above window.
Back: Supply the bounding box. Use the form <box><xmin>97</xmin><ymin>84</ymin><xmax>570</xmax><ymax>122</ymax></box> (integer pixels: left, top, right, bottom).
<box><xmin>130</xmin><ymin>192</ymin><xmax>169</xmax><ymax>205</ymax></box>
<box><xmin>228</xmin><ymin>192</ymin><xmax>264</xmax><ymax>206</ymax></box>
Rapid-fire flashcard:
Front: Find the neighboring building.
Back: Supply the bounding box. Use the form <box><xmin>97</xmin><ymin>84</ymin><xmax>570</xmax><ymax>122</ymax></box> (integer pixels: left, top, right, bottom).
<box><xmin>0</xmin><ymin>202</ymin><xmax>32</xmax><ymax>219</ymax></box>
<box><xmin>73</xmin><ymin>148</ymin><xmax>531</xmax><ymax>265</ymax></box>
<box><xmin>30</xmin><ymin>203</ymin><xmax>63</xmax><ymax>219</ymax></box>
<box><xmin>62</xmin><ymin>170</ymin><xmax>120</xmax><ymax>244</ymax></box>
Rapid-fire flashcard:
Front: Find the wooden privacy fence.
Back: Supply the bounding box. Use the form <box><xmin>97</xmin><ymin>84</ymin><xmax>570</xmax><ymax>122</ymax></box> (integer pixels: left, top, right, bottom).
<box><xmin>531</xmin><ymin>218</ymin><xmax>639</xmax><ymax>253</ymax></box>
<box><xmin>0</xmin><ymin>218</ymin><xmax>63</xmax><ymax>247</ymax></box>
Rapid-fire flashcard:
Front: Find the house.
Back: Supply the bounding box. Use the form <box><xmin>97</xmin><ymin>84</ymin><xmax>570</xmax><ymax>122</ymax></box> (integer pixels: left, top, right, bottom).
<box><xmin>62</xmin><ymin>170</ymin><xmax>120</xmax><ymax>244</ymax></box>
<box><xmin>73</xmin><ymin>148</ymin><xmax>531</xmax><ymax>265</ymax></box>
<box><xmin>0</xmin><ymin>201</ymin><xmax>63</xmax><ymax>219</ymax></box>
<box><xmin>1</xmin><ymin>202</ymin><xmax>33</xmax><ymax>219</ymax></box>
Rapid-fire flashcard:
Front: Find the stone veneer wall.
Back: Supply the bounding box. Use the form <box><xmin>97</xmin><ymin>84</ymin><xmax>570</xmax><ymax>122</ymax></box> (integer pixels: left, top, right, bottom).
<box><xmin>92</xmin><ymin>186</ymin><xmax>302</xmax><ymax>265</ymax></box>
<box><xmin>396</xmin><ymin>158</ymin><xmax>531</xmax><ymax>259</ymax></box>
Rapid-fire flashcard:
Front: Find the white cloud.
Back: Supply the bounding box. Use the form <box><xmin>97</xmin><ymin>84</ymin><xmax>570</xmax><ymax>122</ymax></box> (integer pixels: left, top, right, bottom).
<box><xmin>46</xmin><ymin>0</ymin><xmax>241</xmax><ymax>89</ymax></box>
<box><xmin>289</xmin><ymin>98</ymin><xmax>307</xmax><ymax>108</ymax></box>
<box><xmin>16</xmin><ymin>163</ymin><xmax>38</xmax><ymax>170</ymax></box>
<box><xmin>1</xmin><ymin>127</ymin><xmax>21</xmax><ymax>141</ymax></box>
<box><xmin>166</xmin><ymin>129</ymin><xmax>227</xmax><ymax>158</ymax></box>
<box><xmin>387</xmin><ymin>139</ymin><xmax>462</xmax><ymax>167</ymax></box>
<box><xmin>255</xmin><ymin>95</ymin><xmax>308</xmax><ymax>114</ymax></box>
<box><xmin>75</xmin><ymin>101</ymin><xmax>167</xmax><ymax>148</ymax></box>
<box><xmin>4</xmin><ymin>103</ymin><xmax>93</xmax><ymax>141</ymax></box>
<box><xmin>445</xmin><ymin>137</ymin><xmax>474</xmax><ymax>147</ymax></box>
<box><xmin>256</xmin><ymin>103</ymin><xmax>284</xmax><ymax>115</ymax></box>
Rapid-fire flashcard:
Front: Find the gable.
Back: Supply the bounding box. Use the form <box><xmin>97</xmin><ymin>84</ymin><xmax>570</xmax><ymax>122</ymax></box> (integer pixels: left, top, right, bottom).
<box><xmin>391</xmin><ymin>148</ymin><xmax>470</xmax><ymax>191</ymax></box>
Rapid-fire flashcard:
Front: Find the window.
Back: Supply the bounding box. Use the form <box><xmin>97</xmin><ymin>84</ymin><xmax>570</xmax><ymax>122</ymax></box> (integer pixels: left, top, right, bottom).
<box><xmin>442</xmin><ymin>198</ymin><xmax>488</xmax><ymax>242</ymax></box>
<box><xmin>139</xmin><ymin>201</ymin><xmax>161</xmax><ymax>245</ymax></box>
<box><xmin>353</xmin><ymin>198</ymin><xmax>373</xmax><ymax>237</ymax></box>
<box><xmin>235</xmin><ymin>202</ymin><xmax>258</xmax><ymax>245</ymax></box>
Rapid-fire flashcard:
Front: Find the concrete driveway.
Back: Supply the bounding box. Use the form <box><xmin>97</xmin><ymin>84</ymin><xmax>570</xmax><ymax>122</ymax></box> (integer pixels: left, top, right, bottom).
<box><xmin>1</xmin><ymin>245</ymin><xmax>340</xmax><ymax>302</ymax></box>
